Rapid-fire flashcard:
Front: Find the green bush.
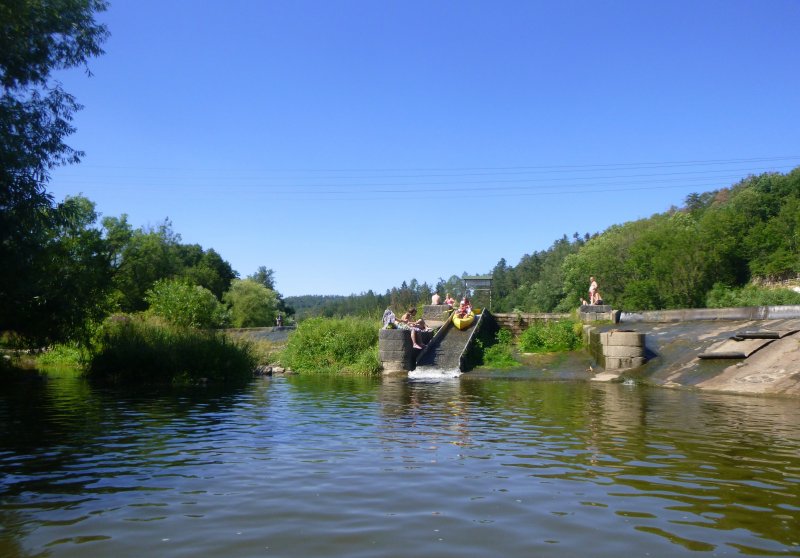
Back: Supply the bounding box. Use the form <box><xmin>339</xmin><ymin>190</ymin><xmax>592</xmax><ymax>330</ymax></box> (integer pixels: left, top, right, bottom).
<box><xmin>86</xmin><ymin>315</ymin><xmax>256</xmax><ymax>385</ymax></box>
<box><xmin>280</xmin><ymin>316</ymin><xmax>380</xmax><ymax>374</ymax></box>
<box><xmin>706</xmin><ymin>283</ymin><xmax>800</xmax><ymax>308</ymax></box>
<box><xmin>223</xmin><ymin>279</ymin><xmax>278</xmax><ymax>327</ymax></box>
<box><xmin>518</xmin><ymin>319</ymin><xmax>582</xmax><ymax>353</ymax></box>
<box><xmin>480</xmin><ymin>329</ymin><xmax>519</xmax><ymax>368</ymax></box>
<box><xmin>146</xmin><ymin>279</ymin><xmax>228</xmax><ymax>329</ymax></box>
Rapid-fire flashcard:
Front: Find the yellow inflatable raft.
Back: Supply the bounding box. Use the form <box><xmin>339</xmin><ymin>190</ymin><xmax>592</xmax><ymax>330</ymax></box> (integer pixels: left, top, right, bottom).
<box><xmin>452</xmin><ymin>311</ymin><xmax>475</xmax><ymax>330</ymax></box>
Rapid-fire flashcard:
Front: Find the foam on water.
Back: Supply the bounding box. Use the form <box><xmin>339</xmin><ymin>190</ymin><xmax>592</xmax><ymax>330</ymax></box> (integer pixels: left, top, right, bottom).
<box><xmin>408</xmin><ymin>366</ymin><xmax>462</xmax><ymax>379</ymax></box>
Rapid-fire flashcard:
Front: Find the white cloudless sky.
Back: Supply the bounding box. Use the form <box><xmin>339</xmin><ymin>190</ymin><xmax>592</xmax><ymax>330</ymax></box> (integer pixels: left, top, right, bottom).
<box><xmin>49</xmin><ymin>0</ymin><xmax>800</xmax><ymax>296</ymax></box>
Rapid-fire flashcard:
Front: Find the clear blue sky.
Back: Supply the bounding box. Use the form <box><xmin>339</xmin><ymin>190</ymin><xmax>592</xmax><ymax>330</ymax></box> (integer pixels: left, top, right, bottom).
<box><xmin>49</xmin><ymin>1</ymin><xmax>800</xmax><ymax>297</ymax></box>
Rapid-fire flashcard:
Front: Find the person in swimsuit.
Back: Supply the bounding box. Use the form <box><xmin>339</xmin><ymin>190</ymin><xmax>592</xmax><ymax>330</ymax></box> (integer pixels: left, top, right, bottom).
<box><xmin>398</xmin><ymin>307</ymin><xmax>427</xmax><ymax>349</ymax></box>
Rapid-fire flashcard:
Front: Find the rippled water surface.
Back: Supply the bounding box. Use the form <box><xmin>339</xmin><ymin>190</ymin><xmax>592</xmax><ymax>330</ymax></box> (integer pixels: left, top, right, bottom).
<box><xmin>1</xmin><ymin>370</ymin><xmax>799</xmax><ymax>557</ymax></box>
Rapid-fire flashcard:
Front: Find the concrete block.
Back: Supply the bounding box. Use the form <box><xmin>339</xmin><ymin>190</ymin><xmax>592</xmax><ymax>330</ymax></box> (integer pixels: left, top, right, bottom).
<box><xmin>603</xmin><ymin>345</ymin><xmax>646</xmax><ymax>358</ymax></box>
<box><xmin>605</xmin><ymin>356</ymin><xmax>646</xmax><ymax>370</ymax></box>
<box><xmin>604</xmin><ymin>331</ymin><xmax>645</xmax><ymax>346</ymax></box>
<box><xmin>422</xmin><ymin>304</ymin><xmax>452</xmax><ymax>320</ymax></box>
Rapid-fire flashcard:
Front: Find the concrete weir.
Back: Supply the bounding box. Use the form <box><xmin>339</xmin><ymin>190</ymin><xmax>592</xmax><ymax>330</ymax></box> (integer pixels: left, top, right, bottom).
<box><xmin>377</xmin><ymin>303</ymin><xmax>800</xmax><ymax>396</ymax></box>
<box><xmin>379</xmin><ymin>305</ymin><xmax>488</xmax><ymax>375</ymax></box>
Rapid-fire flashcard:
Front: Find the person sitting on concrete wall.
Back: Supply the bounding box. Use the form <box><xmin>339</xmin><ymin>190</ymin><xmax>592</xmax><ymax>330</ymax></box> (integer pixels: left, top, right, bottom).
<box><xmin>398</xmin><ymin>307</ymin><xmax>428</xmax><ymax>349</ymax></box>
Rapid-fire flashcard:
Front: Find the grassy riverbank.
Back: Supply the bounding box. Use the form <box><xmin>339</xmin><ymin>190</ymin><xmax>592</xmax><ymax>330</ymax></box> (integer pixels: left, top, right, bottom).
<box><xmin>86</xmin><ymin>315</ymin><xmax>257</xmax><ymax>385</ymax></box>
<box><xmin>279</xmin><ymin>317</ymin><xmax>381</xmax><ymax>375</ymax></box>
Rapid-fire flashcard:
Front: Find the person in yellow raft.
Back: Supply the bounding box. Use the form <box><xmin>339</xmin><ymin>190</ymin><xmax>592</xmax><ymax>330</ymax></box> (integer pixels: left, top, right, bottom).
<box><xmin>456</xmin><ymin>297</ymin><xmax>472</xmax><ymax>318</ymax></box>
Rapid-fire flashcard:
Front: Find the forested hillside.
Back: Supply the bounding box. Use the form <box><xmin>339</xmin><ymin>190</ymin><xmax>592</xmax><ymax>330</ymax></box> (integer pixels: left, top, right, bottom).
<box><xmin>493</xmin><ymin>168</ymin><xmax>800</xmax><ymax>312</ymax></box>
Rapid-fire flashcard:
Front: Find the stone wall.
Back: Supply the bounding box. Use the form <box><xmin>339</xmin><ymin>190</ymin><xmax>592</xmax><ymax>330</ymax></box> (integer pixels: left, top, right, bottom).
<box><xmin>620</xmin><ymin>305</ymin><xmax>800</xmax><ymax>323</ymax></box>
<box><xmin>578</xmin><ymin>305</ymin><xmax>620</xmax><ymax>324</ymax></box>
<box><xmin>422</xmin><ymin>304</ymin><xmax>453</xmax><ymax>322</ymax></box>
<box><xmin>492</xmin><ymin>307</ymin><xmax>619</xmax><ymax>336</ymax></box>
<box><xmin>492</xmin><ymin>312</ymin><xmax>571</xmax><ymax>336</ymax></box>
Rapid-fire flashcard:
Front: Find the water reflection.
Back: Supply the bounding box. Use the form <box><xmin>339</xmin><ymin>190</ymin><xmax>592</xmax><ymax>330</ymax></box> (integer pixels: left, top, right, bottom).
<box><xmin>1</xmin><ymin>371</ymin><xmax>798</xmax><ymax>557</ymax></box>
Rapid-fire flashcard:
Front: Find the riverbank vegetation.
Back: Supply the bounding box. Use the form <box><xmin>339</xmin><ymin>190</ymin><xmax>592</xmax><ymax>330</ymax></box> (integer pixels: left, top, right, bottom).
<box><xmin>518</xmin><ymin>320</ymin><xmax>583</xmax><ymax>353</ymax></box>
<box><xmin>280</xmin><ymin>317</ymin><xmax>381</xmax><ymax>375</ymax></box>
<box><xmin>86</xmin><ymin>315</ymin><xmax>257</xmax><ymax>385</ymax></box>
<box><xmin>477</xmin><ymin>329</ymin><xmax>519</xmax><ymax>368</ymax></box>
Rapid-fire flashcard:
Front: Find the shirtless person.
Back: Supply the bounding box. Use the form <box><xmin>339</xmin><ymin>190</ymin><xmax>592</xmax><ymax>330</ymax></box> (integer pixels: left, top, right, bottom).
<box><xmin>398</xmin><ymin>307</ymin><xmax>427</xmax><ymax>349</ymax></box>
<box><xmin>589</xmin><ymin>276</ymin><xmax>598</xmax><ymax>305</ymax></box>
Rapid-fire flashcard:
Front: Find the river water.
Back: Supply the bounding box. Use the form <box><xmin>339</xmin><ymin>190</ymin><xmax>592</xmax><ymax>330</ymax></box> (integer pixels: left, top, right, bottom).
<box><xmin>1</xmin><ymin>370</ymin><xmax>798</xmax><ymax>557</ymax></box>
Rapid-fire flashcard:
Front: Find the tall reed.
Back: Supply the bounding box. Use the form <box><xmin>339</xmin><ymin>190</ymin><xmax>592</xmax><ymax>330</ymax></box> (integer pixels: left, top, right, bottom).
<box><xmin>87</xmin><ymin>315</ymin><xmax>257</xmax><ymax>385</ymax></box>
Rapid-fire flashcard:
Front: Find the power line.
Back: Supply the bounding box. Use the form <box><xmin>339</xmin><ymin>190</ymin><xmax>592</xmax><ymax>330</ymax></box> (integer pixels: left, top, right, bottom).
<box><xmin>62</xmin><ymin>155</ymin><xmax>800</xmax><ymax>174</ymax></box>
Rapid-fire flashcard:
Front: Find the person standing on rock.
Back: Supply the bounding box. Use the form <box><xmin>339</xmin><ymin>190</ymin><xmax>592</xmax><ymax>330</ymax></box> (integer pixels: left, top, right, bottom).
<box><xmin>431</xmin><ymin>292</ymin><xmax>441</xmax><ymax>305</ymax></box>
<box><xmin>589</xmin><ymin>276</ymin><xmax>599</xmax><ymax>305</ymax></box>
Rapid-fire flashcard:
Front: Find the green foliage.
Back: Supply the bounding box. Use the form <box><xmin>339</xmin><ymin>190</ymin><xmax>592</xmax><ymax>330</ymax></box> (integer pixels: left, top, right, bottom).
<box><xmin>479</xmin><ymin>329</ymin><xmax>520</xmax><ymax>368</ymax></box>
<box><xmin>492</xmin><ymin>235</ymin><xmax>586</xmax><ymax>313</ymax></box>
<box><xmin>108</xmin><ymin>220</ymin><xmax>182</xmax><ymax>311</ymax></box>
<box><xmin>146</xmin><ymin>279</ymin><xmax>227</xmax><ymax>329</ymax></box>
<box><xmin>0</xmin><ymin>195</ymin><xmax>112</xmax><ymax>345</ymax></box>
<box><xmin>87</xmin><ymin>315</ymin><xmax>257</xmax><ymax>385</ymax></box>
<box><xmin>106</xmin><ymin>218</ymin><xmax>237</xmax><ymax>312</ymax></box>
<box><xmin>248</xmin><ymin>266</ymin><xmax>276</xmax><ymax>290</ymax></box>
<box><xmin>556</xmin><ymin>170</ymin><xmax>800</xmax><ymax>311</ymax></box>
<box><xmin>36</xmin><ymin>342</ymin><xmax>86</xmax><ymax>368</ymax></box>
<box><xmin>1</xmin><ymin>0</ymin><xmax>108</xmax><ymax>208</ymax></box>
<box><xmin>280</xmin><ymin>317</ymin><xmax>380</xmax><ymax>374</ymax></box>
<box><xmin>223</xmin><ymin>279</ymin><xmax>278</xmax><ymax>327</ymax></box>
<box><xmin>178</xmin><ymin>246</ymin><xmax>237</xmax><ymax>300</ymax></box>
<box><xmin>518</xmin><ymin>320</ymin><xmax>582</xmax><ymax>353</ymax></box>
<box><xmin>705</xmin><ymin>283</ymin><xmax>800</xmax><ymax>308</ymax></box>
<box><xmin>1</xmin><ymin>1</ymin><xmax>108</xmax><ymax>346</ymax></box>
<box><xmin>354</xmin><ymin>345</ymin><xmax>382</xmax><ymax>375</ymax></box>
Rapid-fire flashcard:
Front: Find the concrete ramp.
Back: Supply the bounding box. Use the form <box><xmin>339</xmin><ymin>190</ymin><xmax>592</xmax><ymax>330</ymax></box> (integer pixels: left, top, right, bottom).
<box><xmin>698</xmin><ymin>328</ymin><xmax>799</xmax><ymax>359</ymax></box>
<box><xmin>415</xmin><ymin>312</ymin><xmax>484</xmax><ymax>373</ymax></box>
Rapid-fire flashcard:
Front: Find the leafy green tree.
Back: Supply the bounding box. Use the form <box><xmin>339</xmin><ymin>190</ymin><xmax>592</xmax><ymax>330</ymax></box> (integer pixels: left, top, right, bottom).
<box><xmin>111</xmin><ymin>220</ymin><xmax>183</xmax><ymax>312</ymax></box>
<box><xmin>105</xmin><ymin>218</ymin><xmax>237</xmax><ymax>312</ymax></box>
<box><xmin>390</xmin><ymin>280</ymin><xmax>417</xmax><ymax>312</ymax></box>
<box><xmin>744</xmin><ymin>171</ymin><xmax>800</xmax><ymax>279</ymax></box>
<box><xmin>439</xmin><ymin>274</ymin><xmax>466</xmax><ymax>303</ymax></box>
<box><xmin>491</xmin><ymin>259</ymin><xmax>512</xmax><ymax>311</ymax></box>
<box><xmin>223</xmin><ymin>279</ymin><xmax>278</xmax><ymax>327</ymax></box>
<box><xmin>1</xmin><ymin>0</ymin><xmax>108</xmax><ymax>343</ymax></box>
<box><xmin>249</xmin><ymin>266</ymin><xmax>276</xmax><ymax>290</ymax></box>
<box><xmin>145</xmin><ymin>279</ymin><xmax>227</xmax><ymax>329</ymax></box>
<box><xmin>179</xmin><ymin>246</ymin><xmax>237</xmax><ymax>300</ymax></box>
<box><xmin>3</xmin><ymin>195</ymin><xmax>112</xmax><ymax>343</ymax></box>
<box><xmin>101</xmin><ymin>214</ymin><xmax>133</xmax><ymax>267</ymax></box>
<box><xmin>0</xmin><ymin>0</ymin><xmax>108</xmax><ymax>210</ymax></box>
<box><xmin>248</xmin><ymin>265</ymin><xmax>294</xmax><ymax>317</ymax></box>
